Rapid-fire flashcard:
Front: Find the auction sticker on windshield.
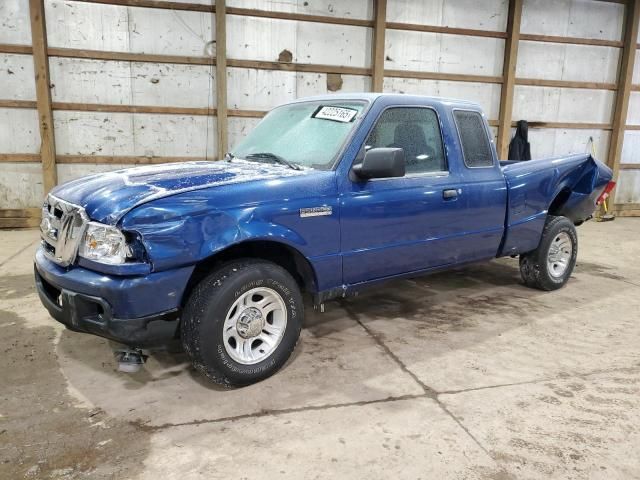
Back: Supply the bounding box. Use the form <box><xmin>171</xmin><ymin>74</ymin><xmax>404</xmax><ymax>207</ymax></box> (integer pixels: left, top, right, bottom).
<box><xmin>313</xmin><ymin>106</ymin><xmax>358</xmax><ymax>123</ymax></box>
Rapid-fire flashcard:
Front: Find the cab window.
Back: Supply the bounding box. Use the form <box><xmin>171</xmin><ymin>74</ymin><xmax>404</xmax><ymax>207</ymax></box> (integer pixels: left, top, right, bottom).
<box><xmin>364</xmin><ymin>107</ymin><xmax>447</xmax><ymax>174</ymax></box>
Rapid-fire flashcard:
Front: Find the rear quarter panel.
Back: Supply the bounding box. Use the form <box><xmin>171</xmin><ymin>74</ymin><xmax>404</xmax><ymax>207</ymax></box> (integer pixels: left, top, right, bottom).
<box><xmin>500</xmin><ymin>154</ymin><xmax>612</xmax><ymax>256</ymax></box>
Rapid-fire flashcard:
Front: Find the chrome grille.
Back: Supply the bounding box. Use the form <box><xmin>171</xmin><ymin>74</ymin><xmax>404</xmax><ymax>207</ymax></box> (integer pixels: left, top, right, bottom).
<box><xmin>40</xmin><ymin>195</ymin><xmax>89</xmax><ymax>267</ymax></box>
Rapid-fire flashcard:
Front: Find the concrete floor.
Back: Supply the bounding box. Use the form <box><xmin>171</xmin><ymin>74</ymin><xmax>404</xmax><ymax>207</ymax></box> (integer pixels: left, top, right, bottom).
<box><xmin>1</xmin><ymin>219</ymin><xmax>640</xmax><ymax>479</ymax></box>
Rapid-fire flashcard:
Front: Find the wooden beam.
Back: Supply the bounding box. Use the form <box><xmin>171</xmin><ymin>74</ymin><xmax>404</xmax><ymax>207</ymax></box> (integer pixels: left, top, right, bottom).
<box><xmin>0</xmin><ymin>208</ymin><xmax>41</xmax><ymax>218</ymax></box>
<box><xmin>0</xmin><ymin>44</ymin><xmax>33</xmax><ymax>54</ymax></box>
<box><xmin>386</xmin><ymin>22</ymin><xmax>507</xmax><ymax>39</ymax></box>
<box><xmin>68</xmin><ymin>0</ymin><xmax>214</xmax><ymax>13</ymax></box>
<box><xmin>29</xmin><ymin>0</ymin><xmax>57</xmax><ymax>193</ymax></box>
<box><xmin>0</xmin><ymin>107</ymin><xmax>263</xmax><ymax>125</ymax></box>
<box><xmin>520</xmin><ymin>33</ymin><xmax>623</xmax><ymax>48</ymax></box>
<box><xmin>619</xmin><ymin>163</ymin><xmax>640</xmax><ymax>169</ymax></box>
<box><xmin>515</xmin><ymin>77</ymin><xmax>617</xmax><ymax>90</ymax></box>
<box><xmin>608</xmin><ymin>0</ymin><xmax>640</xmax><ymax>191</ymax></box>
<box><xmin>0</xmin><ymin>208</ymin><xmax>41</xmax><ymax>229</ymax></box>
<box><xmin>0</xmin><ymin>217</ymin><xmax>42</xmax><ymax>229</ymax></box>
<box><xmin>613</xmin><ymin>202</ymin><xmax>640</xmax><ymax>216</ymax></box>
<box><xmin>227</xmin><ymin>59</ymin><xmax>370</xmax><ymax>76</ymax></box>
<box><xmin>68</xmin><ymin>1</ymin><xmax>375</xmax><ymax>27</ymax></box>
<box><xmin>215</xmin><ymin>0</ymin><xmax>228</xmax><ymax>158</ymax></box>
<box><xmin>56</xmin><ymin>155</ymin><xmax>206</xmax><ymax>164</ymax></box>
<box><xmin>385</xmin><ymin>69</ymin><xmax>502</xmax><ymax>84</ymax></box>
<box><xmin>497</xmin><ymin>0</ymin><xmax>523</xmax><ymax>160</ymax></box>
<box><xmin>228</xmin><ymin>109</ymin><xmax>266</xmax><ymax>118</ymax></box>
<box><xmin>226</xmin><ymin>6</ymin><xmax>373</xmax><ymax>27</ymax></box>
<box><xmin>371</xmin><ymin>0</ymin><xmax>387</xmax><ymax>92</ymax></box>
<box><xmin>0</xmin><ymin>154</ymin><xmax>42</xmax><ymax>162</ymax></box>
<box><xmin>0</xmin><ymin>100</ymin><xmax>37</xmax><ymax>109</ymax></box>
<box><xmin>49</xmin><ymin>47</ymin><xmax>216</xmax><ymax>66</ymax></box>
<box><xmin>615</xmin><ymin>202</ymin><xmax>640</xmax><ymax>211</ymax></box>
<box><xmin>519</xmin><ymin>121</ymin><xmax>613</xmax><ymax>130</ymax></box>
<box><xmin>52</xmin><ymin>102</ymin><xmax>216</xmax><ymax>116</ymax></box>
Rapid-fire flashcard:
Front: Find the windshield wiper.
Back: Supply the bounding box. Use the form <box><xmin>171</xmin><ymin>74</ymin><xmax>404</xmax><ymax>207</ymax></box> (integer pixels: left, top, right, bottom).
<box><xmin>245</xmin><ymin>152</ymin><xmax>301</xmax><ymax>170</ymax></box>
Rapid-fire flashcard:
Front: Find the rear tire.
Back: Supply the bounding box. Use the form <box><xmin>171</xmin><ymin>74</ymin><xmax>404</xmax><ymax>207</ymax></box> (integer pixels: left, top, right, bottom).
<box><xmin>181</xmin><ymin>259</ymin><xmax>303</xmax><ymax>387</ymax></box>
<box><xmin>519</xmin><ymin>215</ymin><xmax>578</xmax><ymax>291</ymax></box>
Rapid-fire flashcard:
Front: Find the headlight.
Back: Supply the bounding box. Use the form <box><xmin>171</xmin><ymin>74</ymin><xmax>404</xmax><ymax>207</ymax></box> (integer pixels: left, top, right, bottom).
<box><xmin>79</xmin><ymin>222</ymin><xmax>131</xmax><ymax>265</ymax></box>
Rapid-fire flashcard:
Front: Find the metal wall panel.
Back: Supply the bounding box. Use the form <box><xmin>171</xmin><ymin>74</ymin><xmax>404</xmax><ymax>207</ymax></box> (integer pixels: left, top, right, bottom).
<box><xmin>227</xmin><ymin>0</ymin><xmax>373</xmax><ymax>20</ymax></box>
<box><xmin>53</xmin><ymin>111</ymin><xmax>217</xmax><ymax>158</ymax></box>
<box><xmin>517</xmin><ymin>41</ymin><xmax>620</xmax><ymax>84</ymax></box>
<box><xmin>0</xmin><ymin>0</ymin><xmax>33</xmax><ymax>45</ymax></box>
<box><xmin>387</xmin><ymin>0</ymin><xmax>508</xmax><ymax>31</ymax></box>
<box><xmin>49</xmin><ymin>58</ymin><xmax>132</xmax><ymax>105</ymax></box>
<box><xmin>616</xmin><ymin>170</ymin><xmax>640</xmax><ymax>203</ymax></box>
<box><xmin>227</xmin><ymin>15</ymin><xmax>372</xmax><ymax>67</ymax></box>
<box><xmin>228</xmin><ymin>117</ymin><xmax>261</xmax><ymax>149</ymax></box>
<box><xmin>45</xmin><ymin>0</ymin><xmax>130</xmax><ymax>52</ymax></box>
<box><xmin>521</xmin><ymin>0</ymin><xmax>624</xmax><ymax>41</ymax></box>
<box><xmin>0</xmin><ymin>54</ymin><xmax>36</xmax><ymax>100</ymax></box>
<box><xmin>48</xmin><ymin>57</ymin><xmax>216</xmax><ymax>108</ymax></box>
<box><xmin>0</xmin><ymin>163</ymin><xmax>43</xmax><ymax>209</ymax></box>
<box><xmin>383</xmin><ymin>77</ymin><xmax>501</xmax><ymax>120</ymax></box>
<box><xmin>46</xmin><ymin>0</ymin><xmax>214</xmax><ymax>55</ymax></box>
<box><xmin>0</xmin><ymin>108</ymin><xmax>40</xmax><ymax>153</ymax></box>
<box><xmin>527</xmin><ymin>128</ymin><xmax>610</xmax><ymax>160</ymax></box>
<box><xmin>513</xmin><ymin>86</ymin><xmax>614</xmax><ymax>124</ymax></box>
<box><xmin>385</xmin><ymin>30</ymin><xmax>505</xmax><ymax>76</ymax></box>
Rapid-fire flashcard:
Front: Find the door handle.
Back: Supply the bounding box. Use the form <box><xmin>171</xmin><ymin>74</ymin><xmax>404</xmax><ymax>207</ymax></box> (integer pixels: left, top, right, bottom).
<box><xmin>443</xmin><ymin>189</ymin><xmax>459</xmax><ymax>200</ymax></box>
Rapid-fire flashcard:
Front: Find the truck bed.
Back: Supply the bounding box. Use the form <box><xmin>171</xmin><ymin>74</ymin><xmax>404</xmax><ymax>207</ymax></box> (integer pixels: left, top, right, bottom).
<box><xmin>498</xmin><ymin>154</ymin><xmax>612</xmax><ymax>256</ymax></box>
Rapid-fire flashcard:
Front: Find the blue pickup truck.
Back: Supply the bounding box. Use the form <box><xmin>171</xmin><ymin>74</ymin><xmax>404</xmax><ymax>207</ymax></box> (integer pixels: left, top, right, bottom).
<box><xmin>35</xmin><ymin>93</ymin><xmax>614</xmax><ymax>385</ymax></box>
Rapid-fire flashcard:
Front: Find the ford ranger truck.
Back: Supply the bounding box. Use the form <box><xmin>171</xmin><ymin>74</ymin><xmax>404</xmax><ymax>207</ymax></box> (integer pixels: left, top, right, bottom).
<box><xmin>34</xmin><ymin>94</ymin><xmax>614</xmax><ymax>386</ymax></box>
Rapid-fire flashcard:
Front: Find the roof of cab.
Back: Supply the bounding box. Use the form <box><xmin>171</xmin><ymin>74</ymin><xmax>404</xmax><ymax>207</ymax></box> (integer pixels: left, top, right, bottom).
<box><xmin>287</xmin><ymin>92</ymin><xmax>482</xmax><ymax>110</ymax></box>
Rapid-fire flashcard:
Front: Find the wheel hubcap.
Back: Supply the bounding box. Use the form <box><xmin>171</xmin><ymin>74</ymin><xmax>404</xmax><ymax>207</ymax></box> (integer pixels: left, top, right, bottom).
<box><xmin>223</xmin><ymin>287</ymin><xmax>287</xmax><ymax>365</ymax></box>
<box><xmin>236</xmin><ymin>307</ymin><xmax>264</xmax><ymax>338</ymax></box>
<box><xmin>547</xmin><ymin>232</ymin><xmax>573</xmax><ymax>278</ymax></box>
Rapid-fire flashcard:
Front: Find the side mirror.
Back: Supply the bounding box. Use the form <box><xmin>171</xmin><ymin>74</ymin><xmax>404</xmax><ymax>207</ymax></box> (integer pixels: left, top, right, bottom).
<box><xmin>352</xmin><ymin>148</ymin><xmax>405</xmax><ymax>180</ymax></box>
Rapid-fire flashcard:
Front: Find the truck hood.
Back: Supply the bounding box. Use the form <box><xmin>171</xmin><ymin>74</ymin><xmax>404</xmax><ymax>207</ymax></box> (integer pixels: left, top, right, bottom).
<box><xmin>51</xmin><ymin>160</ymin><xmax>312</xmax><ymax>225</ymax></box>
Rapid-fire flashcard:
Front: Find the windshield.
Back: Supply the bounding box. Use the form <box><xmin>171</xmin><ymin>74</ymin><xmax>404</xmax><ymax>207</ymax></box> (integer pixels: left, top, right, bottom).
<box><xmin>231</xmin><ymin>100</ymin><xmax>367</xmax><ymax>170</ymax></box>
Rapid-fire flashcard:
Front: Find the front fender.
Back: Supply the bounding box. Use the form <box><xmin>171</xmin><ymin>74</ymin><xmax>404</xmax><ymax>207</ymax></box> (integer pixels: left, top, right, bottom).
<box><xmin>120</xmin><ymin>200</ymin><xmax>325</xmax><ymax>273</ymax></box>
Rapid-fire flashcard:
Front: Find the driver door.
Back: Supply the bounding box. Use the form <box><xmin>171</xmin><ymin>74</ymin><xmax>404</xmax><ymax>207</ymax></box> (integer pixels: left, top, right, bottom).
<box><xmin>339</xmin><ymin>106</ymin><xmax>466</xmax><ymax>284</ymax></box>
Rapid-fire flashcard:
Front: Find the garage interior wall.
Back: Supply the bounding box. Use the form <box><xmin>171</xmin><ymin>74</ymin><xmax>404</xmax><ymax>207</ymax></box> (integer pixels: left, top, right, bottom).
<box><xmin>1</xmin><ymin>0</ymin><xmax>640</xmax><ymax>227</ymax></box>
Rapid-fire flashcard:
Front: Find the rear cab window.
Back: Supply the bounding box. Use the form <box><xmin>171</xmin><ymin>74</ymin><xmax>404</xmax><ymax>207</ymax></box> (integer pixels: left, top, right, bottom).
<box><xmin>453</xmin><ymin>110</ymin><xmax>494</xmax><ymax>168</ymax></box>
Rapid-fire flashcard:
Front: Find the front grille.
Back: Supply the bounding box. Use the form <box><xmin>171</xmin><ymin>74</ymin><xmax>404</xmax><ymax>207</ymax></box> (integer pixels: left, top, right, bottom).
<box><xmin>40</xmin><ymin>195</ymin><xmax>89</xmax><ymax>267</ymax></box>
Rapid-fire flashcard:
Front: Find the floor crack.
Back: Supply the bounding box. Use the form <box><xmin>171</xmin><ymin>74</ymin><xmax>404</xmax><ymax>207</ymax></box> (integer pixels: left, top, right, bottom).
<box><xmin>339</xmin><ymin>301</ymin><xmax>494</xmax><ymax>458</ymax></box>
<box><xmin>131</xmin><ymin>393</ymin><xmax>427</xmax><ymax>432</ymax></box>
<box><xmin>439</xmin><ymin>365</ymin><xmax>640</xmax><ymax>396</ymax></box>
<box><xmin>0</xmin><ymin>239</ymin><xmax>39</xmax><ymax>269</ymax></box>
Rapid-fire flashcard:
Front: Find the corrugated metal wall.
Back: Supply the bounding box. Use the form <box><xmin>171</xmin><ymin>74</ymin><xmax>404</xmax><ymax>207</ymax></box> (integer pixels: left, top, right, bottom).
<box><xmin>1</xmin><ymin>0</ymin><xmax>639</xmax><ymax>225</ymax></box>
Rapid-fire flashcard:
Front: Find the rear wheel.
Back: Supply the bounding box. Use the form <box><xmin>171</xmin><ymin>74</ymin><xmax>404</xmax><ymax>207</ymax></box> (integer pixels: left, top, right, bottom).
<box><xmin>181</xmin><ymin>259</ymin><xmax>303</xmax><ymax>386</ymax></box>
<box><xmin>519</xmin><ymin>215</ymin><xmax>578</xmax><ymax>291</ymax></box>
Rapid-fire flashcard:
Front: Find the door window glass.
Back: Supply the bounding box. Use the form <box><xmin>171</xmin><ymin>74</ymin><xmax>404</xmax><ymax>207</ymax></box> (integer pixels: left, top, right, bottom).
<box><xmin>365</xmin><ymin>107</ymin><xmax>446</xmax><ymax>174</ymax></box>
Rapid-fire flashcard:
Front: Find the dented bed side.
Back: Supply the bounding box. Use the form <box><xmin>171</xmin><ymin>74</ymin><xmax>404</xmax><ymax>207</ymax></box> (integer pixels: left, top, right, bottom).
<box><xmin>499</xmin><ymin>154</ymin><xmax>613</xmax><ymax>256</ymax></box>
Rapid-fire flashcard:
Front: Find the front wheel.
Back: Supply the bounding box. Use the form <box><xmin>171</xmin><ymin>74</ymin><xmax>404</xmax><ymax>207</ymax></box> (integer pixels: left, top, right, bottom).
<box><xmin>181</xmin><ymin>259</ymin><xmax>303</xmax><ymax>386</ymax></box>
<box><xmin>519</xmin><ymin>215</ymin><xmax>578</xmax><ymax>291</ymax></box>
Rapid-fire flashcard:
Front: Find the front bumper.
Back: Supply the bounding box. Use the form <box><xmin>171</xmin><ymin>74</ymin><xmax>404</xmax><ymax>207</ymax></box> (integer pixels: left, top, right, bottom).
<box><xmin>34</xmin><ymin>247</ymin><xmax>194</xmax><ymax>348</ymax></box>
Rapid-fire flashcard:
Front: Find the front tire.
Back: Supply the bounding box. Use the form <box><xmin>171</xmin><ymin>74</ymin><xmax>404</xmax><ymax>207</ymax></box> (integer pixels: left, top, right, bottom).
<box><xmin>519</xmin><ymin>215</ymin><xmax>578</xmax><ymax>291</ymax></box>
<box><xmin>182</xmin><ymin>259</ymin><xmax>303</xmax><ymax>386</ymax></box>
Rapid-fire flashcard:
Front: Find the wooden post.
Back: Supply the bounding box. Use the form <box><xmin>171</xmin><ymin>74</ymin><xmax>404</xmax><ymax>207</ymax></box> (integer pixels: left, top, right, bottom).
<box><xmin>29</xmin><ymin>0</ymin><xmax>57</xmax><ymax>193</ymax></box>
<box><xmin>215</xmin><ymin>0</ymin><xmax>228</xmax><ymax>158</ymax></box>
<box><xmin>496</xmin><ymin>0</ymin><xmax>523</xmax><ymax>160</ymax></box>
<box><xmin>371</xmin><ymin>0</ymin><xmax>387</xmax><ymax>92</ymax></box>
<box><xmin>608</xmin><ymin>0</ymin><xmax>640</xmax><ymax>200</ymax></box>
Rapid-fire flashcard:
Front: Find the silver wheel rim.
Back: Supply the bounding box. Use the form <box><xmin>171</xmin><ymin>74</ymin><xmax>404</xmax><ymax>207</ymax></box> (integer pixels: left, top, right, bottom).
<box><xmin>547</xmin><ymin>232</ymin><xmax>573</xmax><ymax>278</ymax></box>
<box><xmin>222</xmin><ymin>287</ymin><xmax>287</xmax><ymax>365</ymax></box>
